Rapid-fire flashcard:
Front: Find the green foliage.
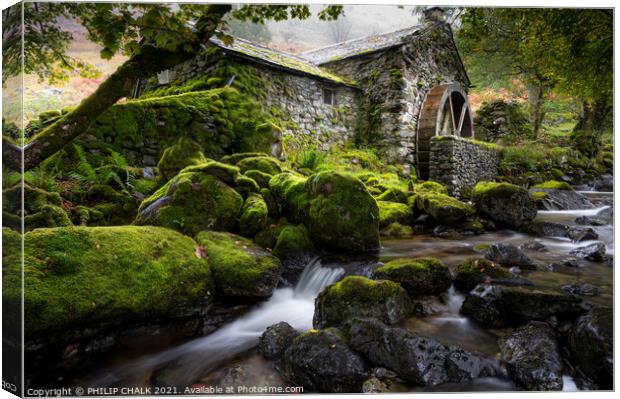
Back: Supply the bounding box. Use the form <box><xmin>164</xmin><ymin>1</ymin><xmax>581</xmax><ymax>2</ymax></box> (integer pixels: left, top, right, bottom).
<box><xmin>68</xmin><ymin>144</ymin><xmax>134</xmax><ymax>190</ymax></box>
<box><xmin>2</xmin><ymin>226</ymin><xmax>214</xmax><ymax>338</ymax></box>
<box><xmin>296</xmin><ymin>149</ymin><xmax>327</xmax><ymax>171</ymax></box>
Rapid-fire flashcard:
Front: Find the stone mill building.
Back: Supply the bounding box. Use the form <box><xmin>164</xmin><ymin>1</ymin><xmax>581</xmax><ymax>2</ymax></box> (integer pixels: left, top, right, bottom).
<box><xmin>141</xmin><ymin>9</ymin><xmax>499</xmax><ymax>195</ymax></box>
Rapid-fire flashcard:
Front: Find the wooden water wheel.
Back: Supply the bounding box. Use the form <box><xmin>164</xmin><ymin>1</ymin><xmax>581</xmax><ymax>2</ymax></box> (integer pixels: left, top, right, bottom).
<box><xmin>416</xmin><ymin>83</ymin><xmax>474</xmax><ymax>179</ymax></box>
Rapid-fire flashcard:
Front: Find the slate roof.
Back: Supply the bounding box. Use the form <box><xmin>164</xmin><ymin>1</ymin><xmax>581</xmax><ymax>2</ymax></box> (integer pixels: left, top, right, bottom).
<box><xmin>301</xmin><ymin>25</ymin><xmax>424</xmax><ymax>65</ymax></box>
<box><xmin>209</xmin><ymin>36</ymin><xmax>357</xmax><ymax>87</ymax></box>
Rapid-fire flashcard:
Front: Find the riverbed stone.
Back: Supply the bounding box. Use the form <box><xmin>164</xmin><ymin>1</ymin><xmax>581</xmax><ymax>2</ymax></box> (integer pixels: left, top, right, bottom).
<box><xmin>569</xmin><ymin>241</ymin><xmax>607</xmax><ymax>262</ymax></box>
<box><xmin>460</xmin><ymin>285</ymin><xmax>584</xmax><ymax>327</ymax></box>
<box><xmin>574</xmin><ymin>215</ymin><xmax>607</xmax><ymax>226</ymax></box>
<box><xmin>259</xmin><ymin>322</ymin><xmax>299</xmax><ymax>360</ymax></box>
<box><xmin>529</xmin><ymin>188</ymin><xmax>594</xmax><ymax>210</ymax></box>
<box><xmin>278</xmin><ymin>328</ymin><xmax>369</xmax><ymax>392</ymax></box>
<box><xmin>485</xmin><ymin>243</ymin><xmax>538</xmax><ymax>269</ymax></box>
<box><xmin>453</xmin><ymin>258</ymin><xmax>531</xmax><ymax>293</ymax></box>
<box><xmin>373</xmin><ymin>257</ymin><xmax>452</xmax><ymax>297</ymax></box>
<box><xmin>499</xmin><ymin>322</ymin><xmax>563</xmax><ymax>391</ymax></box>
<box><xmin>567</xmin><ymin>226</ymin><xmax>598</xmax><ymax>243</ymax></box>
<box><xmin>313</xmin><ymin>276</ymin><xmax>410</xmax><ymax>329</ymax></box>
<box><xmin>568</xmin><ymin>307</ymin><xmax>613</xmax><ymax>389</ymax></box>
<box><xmin>561</xmin><ymin>283</ymin><xmax>601</xmax><ymax>296</ymax></box>
<box><xmin>345</xmin><ymin>318</ymin><xmax>500</xmax><ymax>386</ymax></box>
<box><xmin>472</xmin><ymin>182</ymin><xmax>537</xmax><ymax>228</ymax></box>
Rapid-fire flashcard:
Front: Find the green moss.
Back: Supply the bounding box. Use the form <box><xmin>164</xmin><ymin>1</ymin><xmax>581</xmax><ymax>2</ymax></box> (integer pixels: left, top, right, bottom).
<box><xmin>273</xmin><ymin>224</ymin><xmax>314</xmax><ymax>259</ymax></box>
<box><xmin>380</xmin><ymin>222</ymin><xmax>414</xmax><ymax>238</ymax></box>
<box><xmin>134</xmin><ymin>170</ymin><xmax>243</xmax><ymax>236</ymax></box>
<box><xmin>472</xmin><ymin>181</ymin><xmax>528</xmax><ymax>202</ymax></box>
<box><xmin>413</xmin><ymin>181</ymin><xmax>449</xmax><ymax>195</ymax></box>
<box><xmin>532</xmin><ymin>180</ymin><xmax>573</xmax><ymax>190</ymax></box>
<box><xmin>531</xmin><ymin>191</ymin><xmax>549</xmax><ymax>201</ymax></box>
<box><xmin>374</xmin><ymin>257</ymin><xmax>451</xmax><ymax>296</ymax></box>
<box><xmin>157</xmin><ymin>137</ymin><xmax>208</xmax><ymax>180</ymax></box>
<box><xmin>237</xmin><ymin>156</ymin><xmax>282</xmax><ymax>175</ymax></box>
<box><xmin>234</xmin><ymin>175</ymin><xmax>261</xmax><ymax>198</ymax></box>
<box><xmin>2</xmin><ymin>226</ymin><xmax>214</xmax><ymax>339</ymax></box>
<box><xmin>195</xmin><ymin>231</ymin><xmax>280</xmax><ymax>299</ymax></box>
<box><xmin>180</xmin><ymin>161</ymin><xmax>240</xmax><ymax>184</ymax></box>
<box><xmin>220</xmin><ymin>152</ymin><xmax>271</xmax><ymax>165</ymax></box>
<box><xmin>244</xmin><ymin>169</ymin><xmax>273</xmax><ymax>189</ymax></box>
<box><xmin>413</xmin><ymin>191</ymin><xmax>474</xmax><ymax>225</ymax></box>
<box><xmin>239</xmin><ymin>193</ymin><xmax>268</xmax><ymax>236</ymax></box>
<box><xmin>453</xmin><ymin>258</ymin><xmax>511</xmax><ymax>292</ymax></box>
<box><xmin>253</xmin><ymin>219</ymin><xmax>290</xmax><ymax>249</ymax></box>
<box><xmin>378</xmin><ymin>201</ymin><xmax>412</xmax><ymax>228</ymax></box>
<box><xmin>375</xmin><ymin>186</ymin><xmax>409</xmax><ymax>204</ymax></box>
<box><xmin>324</xmin><ymin>275</ymin><xmax>407</xmax><ymax>303</ymax></box>
<box><xmin>2</xmin><ymin>184</ymin><xmax>72</xmax><ymax>230</ymax></box>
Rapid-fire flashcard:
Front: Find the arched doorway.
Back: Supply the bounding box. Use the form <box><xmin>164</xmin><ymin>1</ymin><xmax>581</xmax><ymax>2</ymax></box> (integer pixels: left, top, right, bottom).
<box><xmin>416</xmin><ymin>82</ymin><xmax>474</xmax><ymax>179</ymax></box>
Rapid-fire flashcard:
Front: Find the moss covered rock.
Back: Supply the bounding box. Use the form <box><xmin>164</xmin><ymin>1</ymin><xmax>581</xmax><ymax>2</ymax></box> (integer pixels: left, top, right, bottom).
<box><xmin>234</xmin><ymin>175</ymin><xmax>260</xmax><ymax>198</ymax></box>
<box><xmin>179</xmin><ymin>161</ymin><xmax>239</xmax><ymax>184</ymax></box>
<box><xmin>244</xmin><ymin>169</ymin><xmax>273</xmax><ymax>189</ymax></box>
<box><xmin>378</xmin><ymin>201</ymin><xmax>412</xmax><ymax>228</ymax></box>
<box><xmin>375</xmin><ymin>187</ymin><xmax>409</xmax><ymax>204</ymax></box>
<box><xmin>373</xmin><ymin>257</ymin><xmax>451</xmax><ymax>297</ymax></box>
<box><xmin>157</xmin><ymin>137</ymin><xmax>208</xmax><ymax>181</ymax></box>
<box><xmin>453</xmin><ymin>258</ymin><xmax>514</xmax><ymax>293</ymax></box>
<box><xmin>380</xmin><ymin>222</ymin><xmax>414</xmax><ymax>238</ymax></box>
<box><xmin>273</xmin><ymin>224</ymin><xmax>315</xmax><ymax>283</ymax></box>
<box><xmin>239</xmin><ymin>193</ymin><xmax>268</xmax><ymax>236</ymax></box>
<box><xmin>270</xmin><ymin>171</ymin><xmax>380</xmax><ymax>252</ymax></box>
<box><xmin>134</xmin><ymin>170</ymin><xmax>243</xmax><ymax>236</ymax></box>
<box><xmin>195</xmin><ymin>231</ymin><xmax>280</xmax><ymax>300</ymax></box>
<box><xmin>220</xmin><ymin>152</ymin><xmax>271</xmax><ymax>165</ymax></box>
<box><xmin>313</xmin><ymin>276</ymin><xmax>410</xmax><ymax>328</ymax></box>
<box><xmin>413</xmin><ymin>181</ymin><xmax>449</xmax><ymax>195</ymax></box>
<box><xmin>3</xmin><ymin>184</ymin><xmax>72</xmax><ymax>231</ymax></box>
<box><xmin>237</xmin><ymin>156</ymin><xmax>282</xmax><ymax>175</ymax></box>
<box><xmin>532</xmin><ymin>180</ymin><xmax>573</xmax><ymax>190</ymax></box>
<box><xmin>2</xmin><ymin>226</ymin><xmax>214</xmax><ymax>340</ymax></box>
<box><xmin>472</xmin><ymin>182</ymin><xmax>537</xmax><ymax>228</ymax></box>
<box><xmin>413</xmin><ymin>191</ymin><xmax>474</xmax><ymax>225</ymax></box>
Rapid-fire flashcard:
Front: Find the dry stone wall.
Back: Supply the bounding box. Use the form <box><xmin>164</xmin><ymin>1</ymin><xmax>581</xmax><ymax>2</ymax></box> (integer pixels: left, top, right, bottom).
<box><xmin>429</xmin><ymin>136</ymin><xmax>500</xmax><ymax>198</ymax></box>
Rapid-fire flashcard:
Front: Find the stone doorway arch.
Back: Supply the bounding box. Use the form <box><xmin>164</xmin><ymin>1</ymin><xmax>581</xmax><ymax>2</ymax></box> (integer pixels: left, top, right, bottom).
<box><xmin>416</xmin><ymin>82</ymin><xmax>474</xmax><ymax>179</ymax></box>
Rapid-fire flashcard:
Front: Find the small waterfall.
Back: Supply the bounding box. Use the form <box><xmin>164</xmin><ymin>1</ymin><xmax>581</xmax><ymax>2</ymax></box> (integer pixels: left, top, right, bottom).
<box><xmin>91</xmin><ymin>258</ymin><xmax>344</xmax><ymax>387</ymax></box>
<box><xmin>445</xmin><ymin>285</ymin><xmax>465</xmax><ymax>315</ymax></box>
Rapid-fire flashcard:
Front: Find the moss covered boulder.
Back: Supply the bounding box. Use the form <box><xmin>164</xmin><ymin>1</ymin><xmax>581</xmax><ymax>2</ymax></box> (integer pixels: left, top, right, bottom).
<box><xmin>453</xmin><ymin>258</ymin><xmax>517</xmax><ymax>293</ymax></box>
<box><xmin>313</xmin><ymin>276</ymin><xmax>410</xmax><ymax>328</ymax></box>
<box><xmin>2</xmin><ymin>226</ymin><xmax>214</xmax><ymax>341</ymax></box>
<box><xmin>273</xmin><ymin>224</ymin><xmax>315</xmax><ymax>283</ymax></box>
<box><xmin>472</xmin><ymin>182</ymin><xmax>537</xmax><ymax>228</ymax></box>
<box><xmin>375</xmin><ymin>187</ymin><xmax>409</xmax><ymax>204</ymax></box>
<box><xmin>373</xmin><ymin>257</ymin><xmax>451</xmax><ymax>297</ymax></box>
<box><xmin>157</xmin><ymin>137</ymin><xmax>208</xmax><ymax>181</ymax></box>
<box><xmin>244</xmin><ymin>169</ymin><xmax>273</xmax><ymax>189</ymax></box>
<box><xmin>378</xmin><ymin>201</ymin><xmax>412</xmax><ymax>228</ymax></box>
<box><xmin>134</xmin><ymin>169</ymin><xmax>243</xmax><ymax>236</ymax></box>
<box><xmin>380</xmin><ymin>222</ymin><xmax>414</xmax><ymax>238</ymax></box>
<box><xmin>3</xmin><ymin>184</ymin><xmax>72</xmax><ymax>231</ymax></box>
<box><xmin>236</xmin><ymin>156</ymin><xmax>282</xmax><ymax>175</ymax></box>
<box><xmin>270</xmin><ymin>171</ymin><xmax>380</xmax><ymax>252</ymax></box>
<box><xmin>239</xmin><ymin>193</ymin><xmax>268</xmax><ymax>236</ymax></box>
<box><xmin>413</xmin><ymin>190</ymin><xmax>474</xmax><ymax>225</ymax></box>
<box><xmin>196</xmin><ymin>231</ymin><xmax>280</xmax><ymax>300</ymax></box>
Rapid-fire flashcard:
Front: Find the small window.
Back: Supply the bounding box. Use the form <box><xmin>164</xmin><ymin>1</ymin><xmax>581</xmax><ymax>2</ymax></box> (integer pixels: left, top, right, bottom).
<box><xmin>323</xmin><ymin>88</ymin><xmax>334</xmax><ymax>106</ymax></box>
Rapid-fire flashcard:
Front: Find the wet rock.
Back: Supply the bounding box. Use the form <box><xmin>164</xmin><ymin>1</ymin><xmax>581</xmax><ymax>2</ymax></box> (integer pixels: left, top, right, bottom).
<box><xmin>519</xmin><ymin>240</ymin><xmax>548</xmax><ymax>252</ymax></box>
<box><xmin>362</xmin><ymin>377</ymin><xmax>389</xmax><ymax>393</ymax></box>
<box><xmin>460</xmin><ymin>285</ymin><xmax>584</xmax><ymax>327</ymax></box>
<box><xmin>530</xmin><ymin>188</ymin><xmax>594</xmax><ymax>210</ymax></box>
<box><xmin>432</xmin><ymin>225</ymin><xmax>461</xmax><ymax>239</ymax></box>
<box><xmin>568</xmin><ymin>307</ymin><xmax>613</xmax><ymax>389</ymax></box>
<box><xmin>373</xmin><ymin>257</ymin><xmax>452</xmax><ymax>297</ymax></box>
<box><xmin>313</xmin><ymin>276</ymin><xmax>410</xmax><ymax>329</ymax></box>
<box><xmin>259</xmin><ymin>322</ymin><xmax>298</xmax><ymax>360</ymax></box>
<box><xmin>278</xmin><ymin>328</ymin><xmax>369</xmax><ymax>392</ymax></box>
<box><xmin>485</xmin><ymin>243</ymin><xmax>538</xmax><ymax>269</ymax></box>
<box><xmin>567</xmin><ymin>226</ymin><xmax>598</xmax><ymax>243</ymax></box>
<box><xmin>574</xmin><ymin>215</ymin><xmax>607</xmax><ymax>226</ymax></box>
<box><xmin>472</xmin><ymin>182</ymin><xmax>537</xmax><ymax>228</ymax></box>
<box><xmin>592</xmin><ymin>174</ymin><xmax>613</xmax><ymax>192</ymax></box>
<box><xmin>546</xmin><ymin>257</ymin><xmax>581</xmax><ymax>271</ymax></box>
<box><xmin>345</xmin><ymin>318</ymin><xmax>500</xmax><ymax>386</ymax></box>
<box><xmin>499</xmin><ymin>322</ymin><xmax>563</xmax><ymax>391</ymax></box>
<box><xmin>569</xmin><ymin>241</ymin><xmax>607</xmax><ymax>262</ymax></box>
<box><xmin>453</xmin><ymin>258</ymin><xmax>532</xmax><ymax>293</ymax></box>
<box><xmin>522</xmin><ymin>221</ymin><xmax>569</xmax><ymax>238</ymax></box>
<box><xmin>561</xmin><ymin>283</ymin><xmax>601</xmax><ymax>297</ymax></box>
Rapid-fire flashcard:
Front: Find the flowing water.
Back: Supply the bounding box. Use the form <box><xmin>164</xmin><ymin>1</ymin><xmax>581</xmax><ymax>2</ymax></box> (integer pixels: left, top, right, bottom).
<box><xmin>71</xmin><ymin>191</ymin><xmax>613</xmax><ymax>392</ymax></box>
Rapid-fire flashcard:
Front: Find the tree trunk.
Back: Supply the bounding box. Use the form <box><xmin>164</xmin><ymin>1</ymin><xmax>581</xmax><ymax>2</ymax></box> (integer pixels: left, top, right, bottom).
<box><xmin>528</xmin><ymin>83</ymin><xmax>546</xmax><ymax>138</ymax></box>
<box><xmin>3</xmin><ymin>4</ymin><xmax>231</xmax><ymax>172</ymax></box>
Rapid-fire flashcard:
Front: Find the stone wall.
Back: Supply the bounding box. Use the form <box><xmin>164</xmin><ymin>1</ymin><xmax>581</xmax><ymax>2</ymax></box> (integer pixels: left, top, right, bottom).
<box><xmin>158</xmin><ymin>51</ymin><xmax>360</xmax><ymax>154</ymax></box>
<box><xmin>429</xmin><ymin>136</ymin><xmax>500</xmax><ymax>198</ymax></box>
<box><xmin>322</xmin><ymin>22</ymin><xmax>470</xmax><ymax>175</ymax></box>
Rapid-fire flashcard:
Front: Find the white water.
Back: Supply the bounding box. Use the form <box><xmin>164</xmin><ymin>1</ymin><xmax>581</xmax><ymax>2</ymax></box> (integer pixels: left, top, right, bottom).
<box><xmin>537</xmin><ymin>205</ymin><xmax>611</xmax><ymax>218</ymax></box>
<box><xmin>92</xmin><ymin>258</ymin><xmax>344</xmax><ymax>387</ymax></box>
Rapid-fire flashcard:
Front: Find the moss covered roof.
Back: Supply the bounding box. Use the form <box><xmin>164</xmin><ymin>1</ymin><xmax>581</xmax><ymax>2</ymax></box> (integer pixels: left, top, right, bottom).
<box><xmin>209</xmin><ymin>36</ymin><xmax>357</xmax><ymax>87</ymax></box>
<box><xmin>301</xmin><ymin>25</ymin><xmax>424</xmax><ymax>65</ymax></box>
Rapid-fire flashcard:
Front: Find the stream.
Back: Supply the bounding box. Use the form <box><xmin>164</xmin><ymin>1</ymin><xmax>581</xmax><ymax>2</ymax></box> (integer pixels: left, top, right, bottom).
<box><xmin>72</xmin><ymin>191</ymin><xmax>613</xmax><ymax>393</ymax></box>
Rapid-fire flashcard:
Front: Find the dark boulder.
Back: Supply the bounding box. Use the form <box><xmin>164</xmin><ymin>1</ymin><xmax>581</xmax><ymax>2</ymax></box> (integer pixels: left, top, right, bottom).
<box><xmin>499</xmin><ymin>322</ymin><xmax>563</xmax><ymax>391</ymax></box>
<box><xmin>568</xmin><ymin>307</ymin><xmax>613</xmax><ymax>389</ymax></box>
<box><xmin>592</xmin><ymin>174</ymin><xmax>613</xmax><ymax>192</ymax></box>
<box><xmin>569</xmin><ymin>241</ymin><xmax>607</xmax><ymax>262</ymax></box>
<box><xmin>485</xmin><ymin>243</ymin><xmax>538</xmax><ymax>269</ymax></box>
<box><xmin>460</xmin><ymin>285</ymin><xmax>584</xmax><ymax>327</ymax></box>
<box><xmin>561</xmin><ymin>283</ymin><xmax>601</xmax><ymax>297</ymax></box>
<box><xmin>313</xmin><ymin>276</ymin><xmax>410</xmax><ymax>329</ymax></box>
<box><xmin>278</xmin><ymin>328</ymin><xmax>369</xmax><ymax>392</ymax></box>
<box><xmin>345</xmin><ymin>318</ymin><xmax>500</xmax><ymax>386</ymax></box>
<box><xmin>453</xmin><ymin>258</ymin><xmax>532</xmax><ymax>293</ymax></box>
<box><xmin>372</xmin><ymin>257</ymin><xmax>452</xmax><ymax>297</ymax></box>
<box><xmin>522</xmin><ymin>221</ymin><xmax>569</xmax><ymax>238</ymax></box>
<box><xmin>472</xmin><ymin>182</ymin><xmax>537</xmax><ymax>228</ymax></box>
<box><xmin>530</xmin><ymin>188</ymin><xmax>594</xmax><ymax>210</ymax></box>
<box><xmin>567</xmin><ymin>226</ymin><xmax>599</xmax><ymax>243</ymax></box>
<box><xmin>574</xmin><ymin>216</ymin><xmax>607</xmax><ymax>226</ymax></box>
<box><xmin>259</xmin><ymin>322</ymin><xmax>298</xmax><ymax>360</ymax></box>
<box><xmin>519</xmin><ymin>240</ymin><xmax>548</xmax><ymax>252</ymax></box>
